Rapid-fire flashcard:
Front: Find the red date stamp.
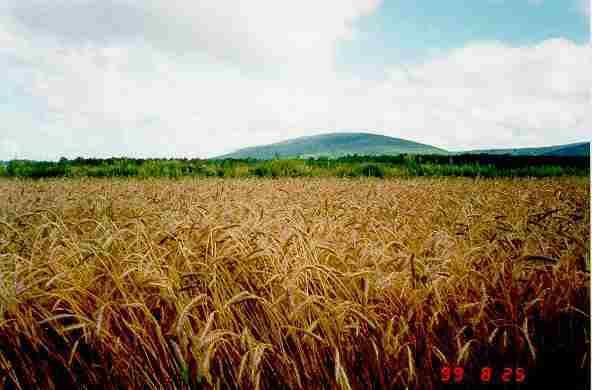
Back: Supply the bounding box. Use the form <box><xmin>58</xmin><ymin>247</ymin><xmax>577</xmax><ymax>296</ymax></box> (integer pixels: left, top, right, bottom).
<box><xmin>440</xmin><ymin>366</ymin><xmax>526</xmax><ymax>384</ymax></box>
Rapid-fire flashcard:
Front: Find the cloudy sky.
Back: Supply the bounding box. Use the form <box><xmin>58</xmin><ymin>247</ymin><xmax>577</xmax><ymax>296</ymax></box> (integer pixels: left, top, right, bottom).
<box><xmin>0</xmin><ymin>0</ymin><xmax>590</xmax><ymax>160</ymax></box>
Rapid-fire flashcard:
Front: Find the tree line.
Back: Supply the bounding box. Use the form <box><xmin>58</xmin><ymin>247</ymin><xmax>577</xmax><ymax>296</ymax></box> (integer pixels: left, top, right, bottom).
<box><xmin>0</xmin><ymin>154</ymin><xmax>588</xmax><ymax>179</ymax></box>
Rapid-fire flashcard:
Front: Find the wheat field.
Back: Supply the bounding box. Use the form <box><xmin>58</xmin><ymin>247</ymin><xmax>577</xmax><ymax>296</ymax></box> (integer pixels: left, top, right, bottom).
<box><xmin>0</xmin><ymin>177</ymin><xmax>589</xmax><ymax>389</ymax></box>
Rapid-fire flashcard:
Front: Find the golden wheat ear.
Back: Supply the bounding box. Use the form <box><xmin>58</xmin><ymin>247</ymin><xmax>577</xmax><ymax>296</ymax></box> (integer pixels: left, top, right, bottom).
<box><xmin>0</xmin><ymin>177</ymin><xmax>589</xmax><ymax>388</ymax></box>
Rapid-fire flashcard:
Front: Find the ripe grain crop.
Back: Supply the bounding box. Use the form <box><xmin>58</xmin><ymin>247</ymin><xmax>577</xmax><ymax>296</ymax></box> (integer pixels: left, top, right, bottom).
<box><xmin>0</xmin><ymin>177</ymin><xmax>589</xmax><ymax>389</ymax></box>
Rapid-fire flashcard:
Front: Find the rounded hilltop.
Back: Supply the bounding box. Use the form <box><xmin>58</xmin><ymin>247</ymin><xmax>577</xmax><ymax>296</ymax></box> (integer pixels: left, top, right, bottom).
<box><xmin>217</xmin><ymin>132</ymin><xmax>448</xmax><ymax>159</ymax></box>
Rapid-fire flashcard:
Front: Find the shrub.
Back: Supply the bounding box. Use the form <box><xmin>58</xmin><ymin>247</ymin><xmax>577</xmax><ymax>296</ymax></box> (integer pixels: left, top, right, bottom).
<box><xmin>352</xmin><ymin>163</ymin><xmax>385</xmax><ymax>178</ymax></box>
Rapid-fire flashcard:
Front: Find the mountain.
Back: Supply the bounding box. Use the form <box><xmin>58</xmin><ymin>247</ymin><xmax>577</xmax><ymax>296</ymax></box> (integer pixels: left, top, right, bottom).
<box><xmin>217</xmin><ymin>132</ymin><xmax>447</xmax><ymax>159</ymax></box>
<box><xmin>465</xmin><ymin>142</ymin><xmax>590</xmax><ymax>157</ymax></box>
<box><xmin>218</xmin><ymin>133</ymin><xmax>589</xmax><ymax>159</ymax></box>
<box><xmin>532</xmin><ymin>142</ymin><xmax>590</xmax><ymax>157</ymax></box>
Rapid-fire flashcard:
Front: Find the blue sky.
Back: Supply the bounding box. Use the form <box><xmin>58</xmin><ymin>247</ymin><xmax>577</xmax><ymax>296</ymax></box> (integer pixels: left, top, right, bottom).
<box><xmin>0</xmin><ymin>0</ymin><xmax>590</xmax><ymax>159</ymax></box>
<box><xmin>337</xmin><ymin>0</ymin><xmax>589</xmax><ymax>74</ymax></box>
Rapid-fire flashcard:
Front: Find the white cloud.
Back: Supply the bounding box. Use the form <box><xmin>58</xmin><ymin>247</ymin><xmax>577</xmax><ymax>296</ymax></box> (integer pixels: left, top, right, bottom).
<box><xmin>0</xmin><ymin>2</ymin><xmax>590</xmax><ymax>160</ymax></box>
<box><xmin>2</xmin><ymin>0</ymin><xmax>381</xmax><ymax>74</ymax></box>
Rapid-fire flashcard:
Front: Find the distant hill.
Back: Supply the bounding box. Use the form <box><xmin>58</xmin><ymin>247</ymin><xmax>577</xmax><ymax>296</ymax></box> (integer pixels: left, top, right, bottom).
<box><xmin>218</xmin><ymin>132</ymin><xmax>589</xmax><ymax>160</ymax></box>
<box><xmin>217</xmin><ymin>132</ymin><xmax>447</xmax><ymax>159</ymax></box>
<box><xmin>465</xmin><ymin>142</ymin><xmax>590</xmax><ymax>157</ymax></box>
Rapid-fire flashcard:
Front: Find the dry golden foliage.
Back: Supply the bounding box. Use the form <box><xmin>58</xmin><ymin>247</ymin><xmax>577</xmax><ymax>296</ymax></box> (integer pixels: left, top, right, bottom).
<box><xmin>0</xmin><ymin>177</ymin><xmax>589</xmax><ymax>389</ymax></box>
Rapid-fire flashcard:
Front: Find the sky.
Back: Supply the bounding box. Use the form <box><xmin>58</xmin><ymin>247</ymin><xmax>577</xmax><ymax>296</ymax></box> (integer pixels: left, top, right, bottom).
<box><xmin>0</xmin><ymin>0</ymin><xmax>590</xmax><ymax>160</ymax></box>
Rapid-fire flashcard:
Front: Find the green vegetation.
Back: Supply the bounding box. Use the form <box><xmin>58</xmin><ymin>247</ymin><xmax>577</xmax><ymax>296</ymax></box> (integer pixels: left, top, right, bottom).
<box><xmin>1</xmin><ymin>154</ymin><xmax>588</xmax><ymax>179</ymax></box>
<box><xmin>347</xmin><ymin>163</ymin><xmax>385</xmax><ymax>178</ymax></box>
<box><xmin>217</xmin><ymin>132</ymin><xmax>447</xmax><ymax>159</ymax></box>
<box><xmin>464</xmin><ymin>141</ymin><xmax>590</xmax><ymax>157</ymax></box>
<box><xmin>216</xmin><ymin>132</ymin><xmax>589</xmax><ymax>159</ymax></box>
<box><xmin>3</xmin><ymin>134</ymin><xmax>587</xmax><ymax>180</ymax></box>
